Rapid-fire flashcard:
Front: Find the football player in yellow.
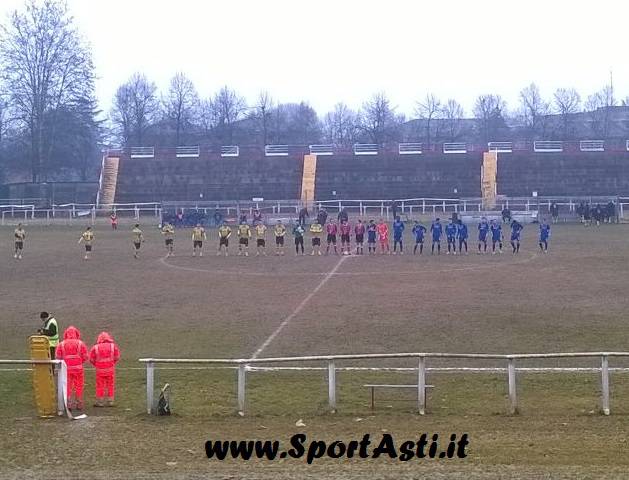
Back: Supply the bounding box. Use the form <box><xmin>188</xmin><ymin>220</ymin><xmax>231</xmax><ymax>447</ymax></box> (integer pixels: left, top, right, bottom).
<box><xmin>255</xmin><ymin>223</ymin><xmax>268</xmax><ymax>256</ymax></box>
<box><xmin>274</xmin><ymin>220</ymin><xmax>287</xmax><ymax>256</ymax></box>
<box><xmin>77</xmin><ymin>226</ymin><xmax>95</xmax><ymax>260</ymax></box>
<box><xmin>132</xmin><ymin>224</ymin><xmax>144</xmax><ymax>259</ymax></box>
<box><xmin>237</xmin><ymin>222</ymin><xmax>252</xmax><ymax>256</ymax></box>
<box><xmin>13</xmin><ymin>223</ymin><xmax>26</xmax><ymax>259</ymax></box>
<box><xmin>161</xmin><ymin>222</ymin><xmax>175</xmax><ymax>257</ymax></box>
<box><xmin>309</xmin><ymin>220</ymin><xmax>323</xmax><ymax>256</ymax></box>
<box><xmin>217</xmin><ymin>221</ymin><xmax>232</xmax><ymax>256</ymax></box>
<box><xmin>191</xmin><ymin>223</ymin><xmax>207</xmax><ymax>257</ymax></box>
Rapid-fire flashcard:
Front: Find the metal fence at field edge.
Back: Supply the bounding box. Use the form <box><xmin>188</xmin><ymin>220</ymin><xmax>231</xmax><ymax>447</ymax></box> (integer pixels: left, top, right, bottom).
<box><xmin>3</xmin><ymin>197</ymin><xmax>629</xmax><ymax>225</ymax></box>
<box><xmin>162</xmin><ymin>196</ymin><xmax>629</xmax><ymax>219</ymax></box>
<box><xmin>139</xmin><ymin>351</ymin><xmax>626</xmax><ymax>416</ymax></box>
<box><xmin>0</xmin><ymin>359</ymin><xmax>66</xmax><ymax>415</ymax></box>
<box><xmin>0</xmin><ymin>203</ymin><xmax>162</xmax><ymax>226</ymax></box>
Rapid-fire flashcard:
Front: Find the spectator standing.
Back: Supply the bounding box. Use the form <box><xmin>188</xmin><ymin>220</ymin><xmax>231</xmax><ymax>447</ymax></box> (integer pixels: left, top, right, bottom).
<box><xmin>38</xmin><ymin>312</ymin><xmax>59</xmax><ymax>359</ymax></box>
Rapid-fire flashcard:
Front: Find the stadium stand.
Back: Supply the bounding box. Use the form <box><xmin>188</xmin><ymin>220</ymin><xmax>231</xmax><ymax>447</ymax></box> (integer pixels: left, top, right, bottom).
<box><xmin>101</xmin><ymin>143</ymin><xmax>629</xmax><ymax>205</ymax></box>
<box><xmin>313</xmin><ymin>152</ymin><xmax>482</xmax><ymax>200</ymax></box>
<box><xmin>497</xmin><ymin>152</ymin><xmax>629</xmax><ymax>196</ymax></box>
<box><xmin>113</xmin><ymin>146</ymin><xmax>305</xmax><ymax>203</ymax></box>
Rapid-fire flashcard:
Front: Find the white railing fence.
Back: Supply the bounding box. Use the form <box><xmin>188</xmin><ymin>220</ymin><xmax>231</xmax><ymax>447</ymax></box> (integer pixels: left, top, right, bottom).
<box><xmin>176</xmin><ymin>146</ymin><xmax>200</xmax><ymax>158</ymax></box>
<box><xmin>488</xmin><ymin>142</ymin><xmax>513</xmax><ymax>153</ymax></box>
<box><xmin>139</xmin><ymin>351</ymin><xmax>626</xmax><ymax>416</ymax></box>
<box><xmin>265</xmin><ymin>145</ymin><xmax>289</xmax><ymax>156</ymax></box>
<box><xmin>220</xmin><ymin>145</ymin><xmax>240</xmax><ymax>157</ymax></box>
<box><xmin>534</xmin><ymin>141</ymin><xmax>563</xmax><ymax>153</ymax></box>
<box><xmin>580</xmin><ymin>140</ymin><xmax>605</xmax><ymax>152</ymax></box>
<box><xmin>130</xmin><ymin>146</ymin><xmax>155</xmax><ymax>158</ymax></box>
<box><xmin>0</xmin><ymin>202</ymin><xmax>162</xmax><ymax>226</ymax></box>
<box><xmin>398</xmin><ymin>143</ymin><xmax>423</xmax><ymax>155</ymax></box>
<box><xmin>309</xmin><ymin>144</ymin><xmax>334</xmax><ymax>156</ymax></box>
<box><xmin>2</xmin><ymin>197</ymin><xmax>628</xmax><ymax>225</ymax></box>
<box><xmin>443</xmin><ymin>143</ymin><xmax>467</xmax><ymax>154</ymax></box>
<box><xmin>0</xmin><ymin>359</ymin><xmax>67</xmax><ymax>416</ymax></box>
<box><xmin>353</xmin><ymin>144</ymin><xmax>379</xmax><ymax>155</ymax></box>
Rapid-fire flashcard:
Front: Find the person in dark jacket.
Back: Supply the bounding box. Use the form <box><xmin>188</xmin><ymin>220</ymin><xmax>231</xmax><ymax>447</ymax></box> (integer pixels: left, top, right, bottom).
<box><xmin>317</xmin><ymin>208</ymin><xmax>328</xmax><ymax>226</ymax></box>
<box><xmin>37</xmin><ymin>312</ymin><xmax>59</xmax><ymax>359</ymax></box>
<box><xmin>298</xmin><ymin>207</ymin><xmax>309</xmax><ymax>226</ymax></box>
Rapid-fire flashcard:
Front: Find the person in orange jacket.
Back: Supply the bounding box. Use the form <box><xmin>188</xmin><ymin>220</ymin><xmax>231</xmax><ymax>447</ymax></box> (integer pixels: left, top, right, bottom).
<box><xmin>89</xmin><ymin>332</ymin><xmax>120</xmax><ymax>407</ymax></box>
<box><xmin>55</xmin><ymin>326</ymin><xmax>88</xmax><ymax>410</ymax></box>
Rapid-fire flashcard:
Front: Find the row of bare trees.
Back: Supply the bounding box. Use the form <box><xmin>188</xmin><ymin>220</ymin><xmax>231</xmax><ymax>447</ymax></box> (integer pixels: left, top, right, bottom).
<box><xmin>109</xmin><ymin>73</ymin><xmax>628</xmax><ymax>150</ymax></box>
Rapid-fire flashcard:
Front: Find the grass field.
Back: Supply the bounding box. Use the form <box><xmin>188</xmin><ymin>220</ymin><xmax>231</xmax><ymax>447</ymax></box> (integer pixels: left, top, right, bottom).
<box><xmin>2</xmin><ymin>221</ymin><xmax>629</xmax><ymax>479</ymax></box>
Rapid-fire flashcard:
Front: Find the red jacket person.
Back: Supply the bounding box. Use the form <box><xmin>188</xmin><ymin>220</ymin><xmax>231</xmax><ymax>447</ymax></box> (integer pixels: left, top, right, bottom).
<box><xmin>89</xmin><ymin>332</ymin><xmax>120</xmax><ymax>407</ymax></box>
<box><xmin>55</xmin><ymin>326</ymin><xmax>88</xmax><ymax>410</ymax></box>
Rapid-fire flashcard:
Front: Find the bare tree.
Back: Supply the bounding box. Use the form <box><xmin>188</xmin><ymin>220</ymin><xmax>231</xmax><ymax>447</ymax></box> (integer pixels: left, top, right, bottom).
<box><xmin>0</xmin><ymin>0</ymin><xmax>96</xmax><ymax>181</ymax></box>
<box><xmin>473</xmin><ymin>94</ymin><xmax>508</xmax><ymax>144</ymax></box>
<box><xmin>198</xmin><ymin>97</ymin><xmax>215</xmax><ymax>140</ymax></box>
<box><xmin>111</xmin><ymin>83</ymin><xmax>133</xmax><ymax>146</ymax></box>
<box><xmin>0</xmin><ymin>90</ymin><xmax>9</xmax><ymax>145</ymax></box>
<box><xmin>358</xmin><ymin>92</ymin><xmax>402</xmax><ymax>144</ymax></box>
<box><xmin>323</xmin><ymin>102</ymin><xmax>359</xmax><ymax>147</ymax></box>
<box><xmin>111</xmin><ymin>73</ymin><xmax>160</xmax><ymax>146</ymax></box>
<box><xmin>269</xmin><ymin>102</ymin><xmax>288</xmax><ymax>144</ymax></box>
<box><xmin>164</xmin><ymin>72</ymin><xmax>199</xmax><ymax>146</ymax></box>
<box><xmin>519</xmin><ymin>83</ymin><xmax>550</xmax><ymax>140</ymax></box>
<box><xmin>253</xmin><ymin>91</ymin><xmax>273</xmax><ymax>145</ymax></box>
<box><xmin>553</xmin><ymin>88</ymin><xmax>581</xmax><ymax>140</ymax></box>
<box><xmin>281</xmin><ymin>102</ymin><xmax>320</xmax><ymax>144</ymax></box>
<box><xmin>415</xmin><ymin>93</ymin><xmax>441</xmax><ymax>147</ymax></box>
<box><xmin>210</xmin><ymin>86</ymin><xmax>246</xmax><ymax>145</ymax></box>
<box><xmin>441</xmin><ymin>99</ymin><xmax>464</xmax><ymax>142</ymax></box>
<box><xmin>585</xmin><ymin>84</ymin><xmax>616</xmax><ymax>139</ymax></box>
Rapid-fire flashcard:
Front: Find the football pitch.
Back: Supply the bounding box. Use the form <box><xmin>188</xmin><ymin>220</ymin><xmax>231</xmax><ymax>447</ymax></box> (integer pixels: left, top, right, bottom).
<box><xmin>2</xmin><ymin>222</ymin><xmax>629</xmax><ymax>479</ymax></box>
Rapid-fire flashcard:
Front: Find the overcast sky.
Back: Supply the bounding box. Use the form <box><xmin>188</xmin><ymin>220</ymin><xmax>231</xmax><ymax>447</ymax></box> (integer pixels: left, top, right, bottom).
<box><xmin>1</xmin><ymin>0</ymin><xmax>628</xmax><ymax>117</ymax></box>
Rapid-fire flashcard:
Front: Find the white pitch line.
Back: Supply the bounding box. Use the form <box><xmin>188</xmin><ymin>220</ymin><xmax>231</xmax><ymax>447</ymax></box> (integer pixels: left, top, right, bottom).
<box><xmin>250</xmin><ymin>255</ymin><xmax>348</xmax><ymax>359</ymax></box>
<box><xmin>158</xmin><ymin>252</ymin><xmax>539</xmax><ymax>278</ymax></box>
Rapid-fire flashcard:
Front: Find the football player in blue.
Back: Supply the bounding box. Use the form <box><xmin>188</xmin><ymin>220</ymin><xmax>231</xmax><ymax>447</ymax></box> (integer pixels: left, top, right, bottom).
<box><xmin>539</xmin><ymin>219</ymin><xmax>551</xmax><ymax>253</ymax></box>
<box><xmin>477</xmin><ymin>217</ymin><xmax>490</xmax><ymax>254</ymax></box>
<box><xmin>445</xmin><ymin>218</ymin><xmax>458</xmax><ymax>255</ymax></box>
<box><xmin>457</xmin><ymin>219</ymin><xmax>468</xmax><ymax>255</ymax></box>
<box><xmin>510</xmin><ymin>219</ymin><xmax>524</xmax><ymax>254</ymax></box>
<box><xmin>392</xmin><ymin>216</ymin><xmax>405</xmax><ymax>255</ymax></box>
<box><xmin>490</xmin><ymin>219</ymin><xmax>503</xmax><ymax>254</ymax></box>
<box><xmin>412</xmin><ymin>221</ymin><xmax>427</xmax><ymax>255</ymax></box>
<box><xmin>430</xmin><ymin>218</ymin><xmax>443</xmax><ymax>255</ymax></box>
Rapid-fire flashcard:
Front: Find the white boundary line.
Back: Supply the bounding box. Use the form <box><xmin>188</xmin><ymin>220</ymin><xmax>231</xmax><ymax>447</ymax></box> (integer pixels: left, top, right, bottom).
<box><xmin>158</xmin><ymin>252</ymin><xmax>539</xmax><ymax>277</ymax></box>
<box><xmin>251</xmin><ymin>255</ymin><xmax>348</xmax><ymax>359</ymax></box>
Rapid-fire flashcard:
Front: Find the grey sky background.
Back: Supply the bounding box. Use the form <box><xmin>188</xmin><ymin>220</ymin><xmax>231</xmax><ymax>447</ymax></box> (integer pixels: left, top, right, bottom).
<box><xmin>1</xmin><ymin>0</ymin><xmax>627</xmax><ymax>117</ymax></box>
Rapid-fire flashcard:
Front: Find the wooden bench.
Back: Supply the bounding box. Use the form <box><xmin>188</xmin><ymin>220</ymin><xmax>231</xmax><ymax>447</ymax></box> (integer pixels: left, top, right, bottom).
<box><xmin>364</xmin><ymin>384</ymin><xmax>434</xmax><ymax>411</ymax></box>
